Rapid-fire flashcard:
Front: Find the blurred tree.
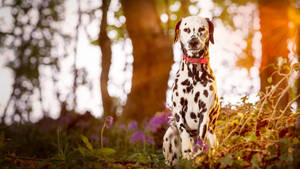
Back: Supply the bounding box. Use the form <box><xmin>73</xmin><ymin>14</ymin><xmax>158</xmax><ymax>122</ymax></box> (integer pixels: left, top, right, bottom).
<box><xmin>0</xmin><ymin>0</ymin><xmax>69</xmax><ymax>122</ymax></box>
<box><xmin>120</xmin><ymin>0</ymin><xmax>173</xmax><ymax>121</ymax></box>
<box><xmin>214</xmin><ymin>0</ymin><xmax>297</xmax><ymax>109</ymax></box>
<box><xmin>72</xmin><ymin>0</ymin><xmax>81</xmax><ymax>110</ymax></box>
<box><xmin>98</xmin><ymin>0</ymin><xmax>115</xmax><ymax>119</ymax></box>
<box><xmin>297</xmin><ymin>25</ymin><xmax>300</xmax><ymax>109</ymax></box>
<box><xmin>258</xmin><ymin>0</ymin><xmax>290</xmax><ymax>109</ymax></box>
<box><xmin>180</xmin><ymin>0</ymin><xmax>190</xmax><ymax>17</ymax></box>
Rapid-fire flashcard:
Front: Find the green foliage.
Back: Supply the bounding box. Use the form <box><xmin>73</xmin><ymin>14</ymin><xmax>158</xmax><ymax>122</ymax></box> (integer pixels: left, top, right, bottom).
<box><xmin>267</xmin><ymin>77</ymin><xmax>273</xmax><ymax>84</ymax></box>
<box><xmin>219</xmin><ymin>153</ymin><xmax>234</xmax><ymax>168</ymax></box>
<box><xmin>81</xmin><ymin>135</ymin><xmax>93</xmax><ymax>151</ymax></box>
<box><xmin>90</xmin><ymin>39</ymin><xmax>99</xmax><ymax>46</ymax></box>
<box><xmin>78</xmin><ymin>135</ymin><xmax>116</xmax><ymax>158</ymax></box>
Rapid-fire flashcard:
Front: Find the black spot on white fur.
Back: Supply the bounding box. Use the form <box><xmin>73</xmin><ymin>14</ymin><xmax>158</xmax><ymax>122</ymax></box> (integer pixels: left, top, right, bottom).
<box><xmin>169</xmin><ymin>144</ymin><xmax>173</xmax><ymax>153</ymax></box>
<box><xmin>203</xmin><ymin>90</ymin><xmax>208</xmax><ymax>97</ymax></box>
<box><xmin>190</xmin><ymin>112</ymin><xmax>196</xmax><ymax>119</ymax></box>
<box><xmin>209</xmin><ymin>85</ymin><xmax>214</xmax><ymax>91</ymax></box>
<box><xmin>202</xmin><ymin>124</ymin><xmax>207</xmax><ymax>139</ymax></box>
<box><xmin>198</xmin><ymin>113</ymin><xmax>203</xmax><ymax>124</ymax></box>
<box><xmin>194</xmin><ymin>92</ymin><xmax>200</xmax><ymax>102</ymax></box>
<box><xmin>181</xmin><ymin>79</ymin><xmax>190</xmax><ymax>86</ymax></box>
<box><xmin>175</xmin><ymin>114</ymin><xmax>180</xmax><ymax>122</ymax></box>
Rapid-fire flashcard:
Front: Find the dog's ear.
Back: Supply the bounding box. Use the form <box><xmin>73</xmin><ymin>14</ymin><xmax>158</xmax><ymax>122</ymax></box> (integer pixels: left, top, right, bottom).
<box><xmin>205</xmin><ymin>18</ymin><xmax>214</xmax><ymax>44</ymax></box>
<box><xmin>174</xmin><ymin>19</ymin><xmax>182</xmax><ymax>43</ymax></box>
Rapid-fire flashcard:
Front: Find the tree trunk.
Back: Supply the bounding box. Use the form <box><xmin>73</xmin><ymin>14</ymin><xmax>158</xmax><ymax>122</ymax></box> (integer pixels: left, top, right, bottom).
<box><xmin>297</xmin><ymin>26</ymin><xmax>300</xmax><ymax>109</ymax></box>
<box><xmin>180</xmin><ymin>0</ymin><xmax>190</xmax><ymax>17</ymax></box>
<box><xmin>120</xmin><ymin>0</ymin><xmax>173</xmax><ymax>121</ymax></box>
<box><xmin>259</xmin><ymin>0</ymin><xmax>290</xmax><ymax>109</ymax></box>
<box><xmin>72</xmin><ymin>0</ymin><xmax>82</xmax><ymax>110</ymax></box>
<box><xmin>98</xmin><ymin>0</ymin><xmax>114</xmax><ymax>118</ymax></box>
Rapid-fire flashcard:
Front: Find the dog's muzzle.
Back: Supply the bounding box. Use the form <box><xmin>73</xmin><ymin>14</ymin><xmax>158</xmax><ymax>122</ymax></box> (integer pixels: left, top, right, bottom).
<box><xmin>189</xmin><ymin>37</ymin><xmax>200</xmax><ymax>50</ymax></box>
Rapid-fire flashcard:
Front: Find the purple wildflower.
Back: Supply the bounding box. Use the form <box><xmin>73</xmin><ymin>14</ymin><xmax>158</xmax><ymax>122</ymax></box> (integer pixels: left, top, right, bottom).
<box><xmin>194</xmin><ymin>139</ymin><xmax>209</xmax><ymax>153</ymax></box>
<box><xmin>147</xmin><ymin>113</ymin><xmax>170</xmax><ymax>132</ymax></box>
<box><xmin>130</xmin><ymin>131</ymin><xmax>146</xmax><ymax>143</ymax></box>
<box><xmin>149</xmin><ymin>116</ymin><xmax>163</xmax><ymax>132</ymax></box>
<box><xmin>146</xmin><ymin>137</ymin><xmax>155</xmax><ymax>145</ymax></box>
<box><xmin>128</xmin><ymin>121</ymin><xmax>138</xmax><ymax>131</ymax></box>
<box><xmin>102</xmin><ymin>137</ymin><xmax>109</xmax><ymax>144</ymax></box>
<box><xmin>196</xmin><ymin>139</ymin><xmax>204</xmax><ymax>147</ymax></box>
<box><xmin>105</xmin><ymin>116</ymin><xmax>114</xmax><ymax>128</ymax></box>
<box><xmin>91</xmin><ymin>134</ymin><xmax>99</xmax><ymax>141</ymax></box>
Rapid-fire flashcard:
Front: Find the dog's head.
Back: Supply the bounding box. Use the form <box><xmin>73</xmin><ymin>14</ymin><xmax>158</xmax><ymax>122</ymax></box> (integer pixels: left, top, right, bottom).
<box><xmin>174</xmin><ymin>16</ymin><xmax>214</xmax><ymax>57</ymax></box>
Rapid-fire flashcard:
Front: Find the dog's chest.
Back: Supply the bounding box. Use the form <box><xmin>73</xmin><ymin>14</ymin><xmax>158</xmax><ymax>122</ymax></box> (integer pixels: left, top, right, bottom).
<box><xmin>172</xmin><ymin>61</ymin><xmax>216</xmax><ymax>114</ymax></box>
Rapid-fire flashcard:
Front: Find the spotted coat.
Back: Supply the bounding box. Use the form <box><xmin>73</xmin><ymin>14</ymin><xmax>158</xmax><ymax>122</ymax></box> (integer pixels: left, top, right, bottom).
<box><xmin>163</xmin><ymin>16</ymin><xmax>220</xmax><ymax>166</ymax></box>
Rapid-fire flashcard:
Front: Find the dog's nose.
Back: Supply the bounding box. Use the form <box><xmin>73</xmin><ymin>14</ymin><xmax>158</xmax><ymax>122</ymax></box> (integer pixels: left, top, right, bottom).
<box><xmin>189</xmin><ymin>38</ymin><xmax>199</xmax><ymax>48</ymax></box>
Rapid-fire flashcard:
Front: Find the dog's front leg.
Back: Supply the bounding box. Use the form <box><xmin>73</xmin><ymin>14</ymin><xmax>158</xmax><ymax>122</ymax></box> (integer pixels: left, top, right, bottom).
<box><xmin>179</xmin><ymin>129</ymin><xmax>193</xmax><ymax>160</ymax></box>
<box><xmin>174</xmin><ymin>111</ymin><xmax>194</xmax><ymax>160</ymax></box>
<box><xmin>163</xmin><ymin>125</ymin><xmax>181</xmax><ymax>166</ymax></box>
<box><xmin>196</xmin><ymin>114</ymin><xmax>208</xmax><ymax>155</ymax></box>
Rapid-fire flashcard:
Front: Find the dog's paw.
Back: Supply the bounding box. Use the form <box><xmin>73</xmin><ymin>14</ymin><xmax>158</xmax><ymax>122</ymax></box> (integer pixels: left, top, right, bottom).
<box><xmin>192</xmin><ymin>148</ymin><xmax>202</xmax><ymax>158</ymax></box>
<box><xmin>182</xmin><ymin>148</ymin><xmax>193</xmax><ymax>160</ymax></box>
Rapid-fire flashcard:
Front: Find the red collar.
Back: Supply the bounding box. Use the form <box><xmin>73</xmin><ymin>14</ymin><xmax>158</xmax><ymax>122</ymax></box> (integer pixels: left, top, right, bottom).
<box><xmin>182</xmin><ymin>53</ymin><xmax>208</xmax><ymax>64</ymax></box>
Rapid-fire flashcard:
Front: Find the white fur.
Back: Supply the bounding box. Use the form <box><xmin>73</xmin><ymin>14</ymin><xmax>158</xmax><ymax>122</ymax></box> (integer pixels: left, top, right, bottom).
<box><xmin>179</xmin><ymin>16</ymin><xmax>210</xmax><ymax>57</ymax></box>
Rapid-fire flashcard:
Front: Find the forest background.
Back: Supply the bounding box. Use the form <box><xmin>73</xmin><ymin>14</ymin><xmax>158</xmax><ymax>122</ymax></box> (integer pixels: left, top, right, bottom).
<box><xmin>0</xmin><ymin>0</ymin><xmax>300</xmax><ymax>168</ymax></box>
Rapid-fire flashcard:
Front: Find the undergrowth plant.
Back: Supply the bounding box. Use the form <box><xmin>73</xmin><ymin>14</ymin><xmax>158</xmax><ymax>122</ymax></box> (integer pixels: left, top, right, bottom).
<box><xmin>188</xmin><ymin>62</ymin><xmax>300</xmax><ymax>169</ymax></box>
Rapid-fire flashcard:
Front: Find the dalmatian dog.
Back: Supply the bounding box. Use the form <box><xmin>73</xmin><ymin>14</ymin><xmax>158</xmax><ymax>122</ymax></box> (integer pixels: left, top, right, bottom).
<box><xmin>163</xmin><ymin>16</ymin><xmax>220</xmax><ymax>166</ymax></box>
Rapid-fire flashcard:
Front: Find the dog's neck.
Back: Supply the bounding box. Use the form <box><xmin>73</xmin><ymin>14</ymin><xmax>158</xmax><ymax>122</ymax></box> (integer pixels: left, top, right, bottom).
<box><xmin>180</xmin><ymin>41</ymin><xmax>209</xmax><ymax>59</ymax></box>
<box><xmin>180</xmin><ymin>40</ymin><xmax>210</xmax><ymax>74</ymax></box>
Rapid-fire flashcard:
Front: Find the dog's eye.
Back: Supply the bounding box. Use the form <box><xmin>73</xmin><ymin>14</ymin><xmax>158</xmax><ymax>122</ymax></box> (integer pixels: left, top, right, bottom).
<box><xmin>183</xmin><ymin>28</ymin><xmax>190</xmax><ymax>33</ymax></box>
<box><xmin>198</xmin><ymin>27</ymin><xmax>205</xmax><ymax>32</ymax></box>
